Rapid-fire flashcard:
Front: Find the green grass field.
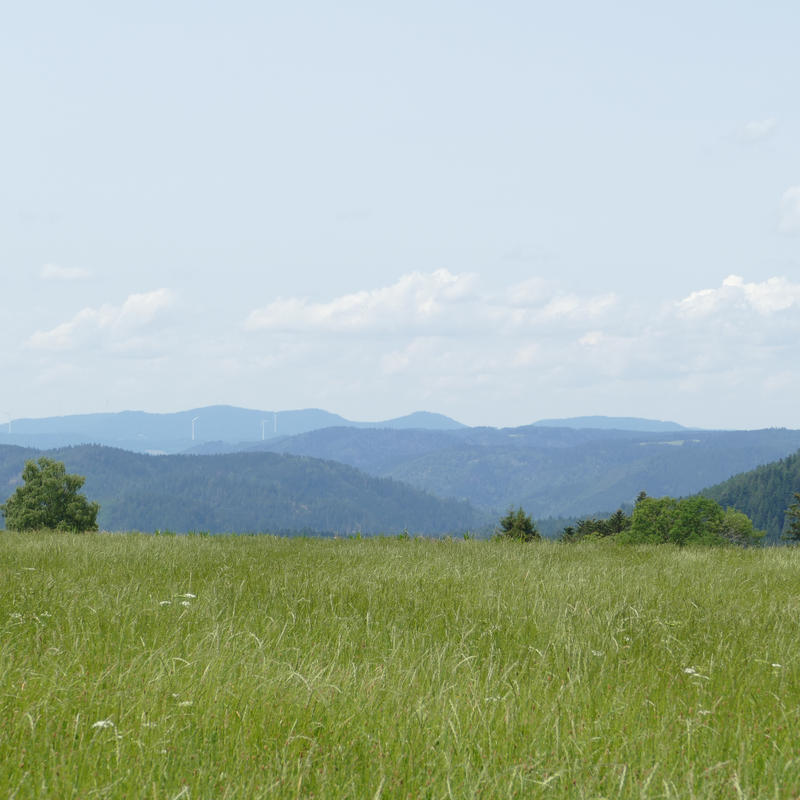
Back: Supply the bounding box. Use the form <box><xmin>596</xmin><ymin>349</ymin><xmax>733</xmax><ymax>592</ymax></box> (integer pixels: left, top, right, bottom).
<box><xmin>2</xmin><ymin>533</ymin><xmax>800</xmax><ymax>799</ymax></box>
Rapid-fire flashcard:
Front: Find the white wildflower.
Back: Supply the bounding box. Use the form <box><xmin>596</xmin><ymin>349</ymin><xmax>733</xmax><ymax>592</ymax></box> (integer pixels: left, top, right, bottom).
<box><xmin>92</xmin><ymin>719</ymin><xmax>115</xmax><ymax>729</ymax></box>
<box><xmin>159</xmin><ymin>601</ymin><xmax>172</xmax><ymax>606</ymax></box>
<box><xmin>591</xmin><ymin>650</ymin><xmax>604</xmax><ymax>657</ymax></box>
<box><xmin>180</xmin><ymin>601</ymin><xmax>191</xmax><ymax>608</ymax></box>
<box><xmin>684</xmin><ymin>667</ymin><xmax>697</xmax><ymax>675</ymax></box>
<box><xmin>178</xmin><ymin>700</ymin><xmax>193</xmax><ymax>707</ymax></box>
<box><xmin>180</xmin><ymin>593</ymin><xmax>196</xmax><ymax>599</ymax></box>
<box><xmin>772</xmin><ymin>663</ymin><xmax>782</xmax><ymax>668</ymax></box>
<box><xmin>10</xmin><ymin>612</ymin><xmax>23</xmax><ymax>620</ymax></box>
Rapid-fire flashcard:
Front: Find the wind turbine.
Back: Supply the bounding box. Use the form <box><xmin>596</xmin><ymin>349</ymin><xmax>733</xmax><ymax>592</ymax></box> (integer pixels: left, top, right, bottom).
<box><xmin>261</xmin><ymin>420</ymin><xmax>268</xmax><ymax>440</ymax></box>
<box><xmin>274</xmin><ymin>413</ymin><xmax>277</xmax><ymax>434</ymax></box>
<box><xmin>192</xmin><ymin>416</ymin><xmax>200</xmax><ymax>441</ymax></box>
<box><xmin>1</xmin><ymin>410</ymin><xmax>12</xmax><ymax>434</ymax></box>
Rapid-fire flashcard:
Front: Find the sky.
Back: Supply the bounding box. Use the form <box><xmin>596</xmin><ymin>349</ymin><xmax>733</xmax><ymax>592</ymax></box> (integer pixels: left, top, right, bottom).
<box><xmin>2</xmin><ymin>1</ymin><xmax>799</xmax><ymax>430</ymax></box>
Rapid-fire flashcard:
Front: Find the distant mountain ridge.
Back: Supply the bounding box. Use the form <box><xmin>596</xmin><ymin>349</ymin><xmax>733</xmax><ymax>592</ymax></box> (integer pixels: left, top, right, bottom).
<box><xmin>533</xmin><ymin>416</ymin><xmax>702</xmax><ymax>432</ymax></box>
<box><xmin>0</xmin><ymin>406</ymin><xmax>466</xmax><ymax>454</ymax></box>
<box><xmin>0</xmin><ymin>408</ymin><xmax>706</xmax><ymax>454</ymax></box>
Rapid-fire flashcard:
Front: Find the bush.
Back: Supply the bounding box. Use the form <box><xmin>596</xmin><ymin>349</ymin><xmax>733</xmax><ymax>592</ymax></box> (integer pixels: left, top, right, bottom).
<box><xmin>0</xmin><ymin>457</ymin><xmax>100</xmax><ymax>532</ymax></box>
<box><xmin>494</xmin><ymin>506</ymin><xmax>540</xmax><ymax>542</ymax></box>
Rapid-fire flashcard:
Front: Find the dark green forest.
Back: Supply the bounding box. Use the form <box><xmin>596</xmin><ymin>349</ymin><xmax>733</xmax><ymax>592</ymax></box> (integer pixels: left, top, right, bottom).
<box><xmin>0</xmin><ymin>445</ymin><xmax>489</xmax><ymax>534</ymax></box>
<box><xmin>702</xmin><ymin>451</ymin><xmax>800</xmax><ymax>544</ymax></box>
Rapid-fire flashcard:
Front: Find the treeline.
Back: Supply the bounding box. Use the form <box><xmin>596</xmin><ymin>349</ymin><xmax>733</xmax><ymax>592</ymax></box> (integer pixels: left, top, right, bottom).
<box><xmin>0</xmin><ymin>445</ymin><xmax>490</xmax><ymax>534</ymax></box>
<box><xmin>560</xmin><ymin>492</ymin><xmax>765</xmax><ymax>546</ymax></box>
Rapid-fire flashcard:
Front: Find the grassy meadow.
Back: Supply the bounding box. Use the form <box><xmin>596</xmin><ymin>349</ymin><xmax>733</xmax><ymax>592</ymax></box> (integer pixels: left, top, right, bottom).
<box><xmin>2</xmin><ymin>533</ymin><xmax>800</xmax><ymax>798</ymax></box>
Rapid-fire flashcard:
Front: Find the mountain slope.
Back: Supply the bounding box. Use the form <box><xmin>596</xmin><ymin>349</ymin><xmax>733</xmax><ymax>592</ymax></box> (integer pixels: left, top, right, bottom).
<box><xmin>235</xmin><ymin>426</ymin><xmax>800</xmax><ymax>517</ymax></box>
<box><xmin>701</xmin><ymin>451</ymin><xmax>800</xmax><ymax>543</ymax></box>
<box><xmin>0</xmin><ymin>445</ymin><xmax>488</xmax><ymax>534</ymax></box>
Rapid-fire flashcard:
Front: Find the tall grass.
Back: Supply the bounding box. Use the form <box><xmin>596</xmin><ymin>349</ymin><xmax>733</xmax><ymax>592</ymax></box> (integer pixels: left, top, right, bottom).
<box><xmin>2</xmin><ymin>532</ymin><xmax>800</xmax><ymax>798</ymax></box>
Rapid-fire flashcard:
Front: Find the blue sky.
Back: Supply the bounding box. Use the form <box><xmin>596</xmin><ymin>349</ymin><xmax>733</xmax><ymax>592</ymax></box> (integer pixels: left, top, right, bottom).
<box><xmin>2</xmin><ymin>2</ymin><xmax>799</xmax><ymax>428</ymax></box>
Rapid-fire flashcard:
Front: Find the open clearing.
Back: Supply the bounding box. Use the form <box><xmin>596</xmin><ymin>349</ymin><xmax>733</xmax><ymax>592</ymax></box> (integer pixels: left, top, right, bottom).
<box><xmin>2</xmin><ymin>533</ymin><xmax>800</xmax><ymax>798</ymax></box>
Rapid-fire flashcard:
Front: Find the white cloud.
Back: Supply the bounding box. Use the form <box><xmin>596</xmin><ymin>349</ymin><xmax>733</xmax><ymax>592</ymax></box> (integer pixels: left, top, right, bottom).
<box><xmin>677</xmin><ymin>274</ymin><xmax>800</xmax><ymax>316</ymax></box>
<box><xmin>41</xmin><ymin>262</ymin><xmax>93</xmax><ymax>281</ymax></box>
<box><xmin>733</xmin><ymin>118</ymin><xmax>778</xmax><ymax>143</ymax></box>
<box><xmin>25</xmin><ymin>289</ymin><xmax>176</xmax><ymax>352</ymax></box>
<box><xmin>779</xmin><ymin>186</ymin><xmax>800</xmax><ymax>234</ymax></box>
<box><xmin>245</xmin><ymin>269</ymin><xmax>617</xmax><ymax>336</ymax></box>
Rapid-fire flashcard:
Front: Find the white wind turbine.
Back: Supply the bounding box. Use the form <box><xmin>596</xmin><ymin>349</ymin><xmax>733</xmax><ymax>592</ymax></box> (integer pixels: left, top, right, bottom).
<box><xmin>192</xmin><ymin>416</ymin><xmax>200</xmax><ymax>441</ymax></box>
<box><xmin>1</xmin><ymin>410</ymin><xmax>12</xmax><ymax>434</ymax></box>
<box><xmin>261</xmin><ymin>420</ymin><xmax>268</xmax><ymax>440</ymax></box>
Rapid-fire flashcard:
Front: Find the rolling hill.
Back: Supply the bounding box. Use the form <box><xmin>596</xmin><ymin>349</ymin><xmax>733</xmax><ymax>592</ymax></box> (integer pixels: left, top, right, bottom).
<box><xmin>231</xmin><ymin>426</ymin><xmax>800</xmax><ymax>518</ymax></box>
<box><xmin>0</xmin><ymin>444</ymin><xmax>489</xmax><ymax>535</ymax></box>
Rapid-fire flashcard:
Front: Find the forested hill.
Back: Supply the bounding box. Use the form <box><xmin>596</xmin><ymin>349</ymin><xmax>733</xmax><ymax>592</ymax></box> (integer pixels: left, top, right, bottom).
<box><xmin>701</xmin><ymin>451</ymin><xmax>800</xmax><ymax>544</ymax></box>
<box><xmin>0</xmin><ymin>445</ymin><xmax>489</xmax><ymax>535</ymax></box>
<box><xmin>239</xmin><ymin>426</ymin><xmax>800</xmax><ymax>519</ymax></box>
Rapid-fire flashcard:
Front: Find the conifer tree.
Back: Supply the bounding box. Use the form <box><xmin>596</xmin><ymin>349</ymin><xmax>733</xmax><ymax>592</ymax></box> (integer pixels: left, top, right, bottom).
<box><xmin>494</xmin><ymin>505</ymin><xmax>540</xmax><ymax>542</ymax></box>
<box><xmin>782</xmin><ymin>492</ymin><xmax>800</xmax><ymax>543</ymax></box>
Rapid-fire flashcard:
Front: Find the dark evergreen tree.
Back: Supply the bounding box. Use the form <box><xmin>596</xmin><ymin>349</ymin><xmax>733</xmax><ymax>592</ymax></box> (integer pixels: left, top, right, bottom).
<box><xmin>606</xmin><ymin>509</ymin><xmax>631</xmax><ymax>535</ymax></box>
<box><xmin>495</xmin><ymin>505</ymin><xmax>540</xmax><ymax>542</ymax></box>
<box><xmin>782</xmin><ymin>492</ymin><xmax>800</xmax><ymax>543</ymax></box>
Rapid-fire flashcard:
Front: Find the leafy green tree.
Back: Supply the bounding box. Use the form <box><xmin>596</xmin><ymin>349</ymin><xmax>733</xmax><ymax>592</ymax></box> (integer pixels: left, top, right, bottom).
<box><xmin>669</xmin><ymin>496</ymin><xmax>726</xmax><ymax>546</ymax></box>
<box><xmin>619</xmin><ymin>496</ymin><xmax>679</xmax><ymax>544</ymax></box>
<box><xmin>717</xmin><ymin>508</ymin><xmax>766</xmax><ymax>546</ymax></box>
<box><xmin>494</xmin><ymin>505</ymin><xmax>540</xmax><ymax>542</ymax></box>
<box><xmin>619</xmin><ymin>494</ymin><xmax>762</xmax><ymax>547</ymax></box>
<box><xmin>0</xmin><ymin>458</ymin><xmax>99</xmax><ymax>532</ymax></box>
<box><xmin>782</xmin><ymin>492</ymin><xmax>800</xmax><ymax>543</ymax></box>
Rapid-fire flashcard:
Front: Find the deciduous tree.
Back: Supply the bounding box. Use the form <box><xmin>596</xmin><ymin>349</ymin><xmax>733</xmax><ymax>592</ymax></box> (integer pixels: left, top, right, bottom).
<box><xmin>0</xmin><ymin>458</ymin><xmax>99</xmax><ymax>532</ymax></box>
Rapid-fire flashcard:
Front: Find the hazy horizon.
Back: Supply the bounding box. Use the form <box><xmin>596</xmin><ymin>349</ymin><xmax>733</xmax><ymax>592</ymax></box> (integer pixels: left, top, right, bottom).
<box><xmin>3</xmin><ymin>3</ymin><xmax>798</xmax><ymax>430</ymax></box>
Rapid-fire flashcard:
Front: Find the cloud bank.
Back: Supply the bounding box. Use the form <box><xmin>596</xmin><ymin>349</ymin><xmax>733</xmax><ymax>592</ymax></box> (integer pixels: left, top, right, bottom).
<box><xmin>11</xmin><ymin>272</ymin><xmax>800</xmax><ymax>429</ymax></box>
<box><xmin>240</xmin><ymin>271</ymin><xmax>800</xmax><ymax>427</ymax></box>
<box><xmin>25</xmin><ymin>289</ymin><xmax>175</xmax><ymax>353</ymax></box>
<box><xmin>245</xmin><ymin>269</ymin><xmax>616</xmax><ymax>336</ymax></box>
